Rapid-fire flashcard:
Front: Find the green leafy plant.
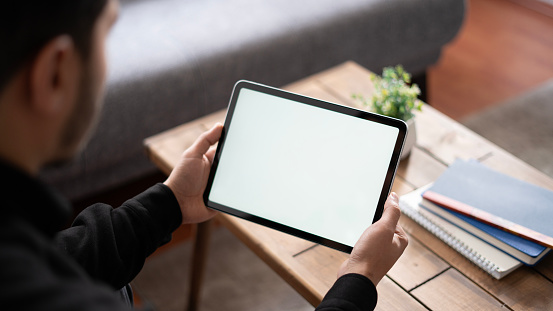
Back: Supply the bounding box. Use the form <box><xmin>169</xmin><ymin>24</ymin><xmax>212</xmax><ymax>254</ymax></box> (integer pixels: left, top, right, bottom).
<box><xmin>353</xmin><ymin>65</ymin><xmax>422</xmax><ymax>121</ymax></box>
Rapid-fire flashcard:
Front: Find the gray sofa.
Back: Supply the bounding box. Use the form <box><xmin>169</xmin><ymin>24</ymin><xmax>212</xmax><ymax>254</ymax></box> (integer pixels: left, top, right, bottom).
<box><xmin>42</xmin><ymin>0</ymin><xmax>466</xmax><ymax>201</ymax></box>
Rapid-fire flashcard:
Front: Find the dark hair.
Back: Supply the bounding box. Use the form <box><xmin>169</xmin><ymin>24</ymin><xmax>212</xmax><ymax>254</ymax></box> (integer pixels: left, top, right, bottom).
<box><xmin>0</xmin><ymin>0</ymin><xmax>108</xmax><ymax>91</ymax></box>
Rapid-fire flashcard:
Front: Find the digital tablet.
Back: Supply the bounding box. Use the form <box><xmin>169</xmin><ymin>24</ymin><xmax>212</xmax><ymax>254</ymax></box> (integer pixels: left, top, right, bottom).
<box><xmin>204</xmin><ymin>80</ymin><xmax>407</xmax><ymax>253</ymax></box>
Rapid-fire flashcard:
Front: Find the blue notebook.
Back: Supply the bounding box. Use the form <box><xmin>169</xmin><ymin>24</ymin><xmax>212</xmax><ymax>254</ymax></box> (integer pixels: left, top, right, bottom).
<box><xmin>449</xmin><ymin>209</ymin><xmax>546</xmax><ymax>258</ymax></box>
<box><xmin>424</xmin><ymin>159</ymin><xmax>553</xmax><ymax>249</ymax></box>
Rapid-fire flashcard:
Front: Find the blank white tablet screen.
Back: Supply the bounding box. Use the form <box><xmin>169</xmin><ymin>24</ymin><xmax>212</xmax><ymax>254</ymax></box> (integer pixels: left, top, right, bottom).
<box><xmin>209</xmin><ymin>88</ymin><xmax>399</xmax><ymax>247</ymax></box>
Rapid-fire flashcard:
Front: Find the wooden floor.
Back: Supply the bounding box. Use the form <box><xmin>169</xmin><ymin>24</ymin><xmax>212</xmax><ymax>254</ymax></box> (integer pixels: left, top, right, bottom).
<box><xmin>429</xmin><ymin>0</ymin><xmax>553</xmax><ymax>120</ymax></box>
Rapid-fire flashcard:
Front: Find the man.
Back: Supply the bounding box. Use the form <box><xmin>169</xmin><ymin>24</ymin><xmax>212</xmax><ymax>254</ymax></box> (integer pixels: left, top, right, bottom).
<box><xmin>0</xmin><ymin>0</ymin><xmax>408</xmax><ymax>310</ymax></box>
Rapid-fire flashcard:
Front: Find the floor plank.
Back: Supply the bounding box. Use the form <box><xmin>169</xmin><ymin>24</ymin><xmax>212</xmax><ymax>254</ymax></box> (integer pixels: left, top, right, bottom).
<box><xmin>429</xmin><ymin>0</ymin><xmax>553</xmax><ymax>120</ymax></box>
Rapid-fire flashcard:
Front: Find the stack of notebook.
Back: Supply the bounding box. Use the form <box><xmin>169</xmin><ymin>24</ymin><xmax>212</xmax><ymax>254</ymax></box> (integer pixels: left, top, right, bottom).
<box><xmin>399</xmin><ymin>159</ymin><xmax>553</xmax><ymax>279</ymax></box>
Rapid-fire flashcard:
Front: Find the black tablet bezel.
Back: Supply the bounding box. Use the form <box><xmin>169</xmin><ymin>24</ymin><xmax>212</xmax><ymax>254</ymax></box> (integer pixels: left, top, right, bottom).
<box><xmin>203</xmin><ymin>80</ymin><xmax>407</xmax><ymax>253</ymax></box>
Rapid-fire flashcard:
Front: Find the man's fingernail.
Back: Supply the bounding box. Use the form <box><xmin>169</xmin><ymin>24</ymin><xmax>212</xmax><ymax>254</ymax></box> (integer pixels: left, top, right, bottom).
<box><xmin>390</xmin><ymin>192</ymin><xmax>399</xmax><ymax>202</ymax></box>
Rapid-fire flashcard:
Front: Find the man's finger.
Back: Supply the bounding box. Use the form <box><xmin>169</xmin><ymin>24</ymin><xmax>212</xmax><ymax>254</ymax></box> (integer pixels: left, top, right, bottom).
<box><xmin>186</xmin><ymin>123</ymin><xmax>223</xmax><ymax>158</ymax></box>
<box><xmin>378</xmin><ymin>192</ymin><xmax>401</xmax><ymax>229</ymax></box>
<box><xmin>206</xmin><ymin>146</ymin><xmax>217</xmax><ymax>164</ymax></box>
<box><xmin>395</xmin><ymin>224</ymin><xmax>409</xmax><ymax>246</ymax></box>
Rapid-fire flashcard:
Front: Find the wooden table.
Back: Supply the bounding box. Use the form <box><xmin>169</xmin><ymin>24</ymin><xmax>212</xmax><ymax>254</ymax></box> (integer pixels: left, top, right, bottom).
<box><xmin>144</xmin><ymin>61</ymin><xmax>553</xmax><ymax>310</ymax></box>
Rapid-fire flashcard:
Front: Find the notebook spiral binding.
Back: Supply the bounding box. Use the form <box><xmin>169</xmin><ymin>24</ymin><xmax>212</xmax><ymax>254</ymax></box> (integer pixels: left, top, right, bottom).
<box><xmin>399</xmin><ymin>199</ymin><xmax>501</xmax><ymax>276</ymax></box>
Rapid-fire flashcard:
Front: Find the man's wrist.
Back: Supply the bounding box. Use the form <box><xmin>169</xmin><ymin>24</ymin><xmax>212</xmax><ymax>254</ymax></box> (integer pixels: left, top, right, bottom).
<box><xmin>339</xmin><ymin>259</ymin><xmax>381</xmax><ymax>286</ymax></box>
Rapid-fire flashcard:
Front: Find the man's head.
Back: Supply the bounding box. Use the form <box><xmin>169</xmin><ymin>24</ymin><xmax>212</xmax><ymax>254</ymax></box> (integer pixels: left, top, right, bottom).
<box><xmin>0</xmin><ymin>0</ymin><xmax>119</xmax><ymax>174</ymax></box>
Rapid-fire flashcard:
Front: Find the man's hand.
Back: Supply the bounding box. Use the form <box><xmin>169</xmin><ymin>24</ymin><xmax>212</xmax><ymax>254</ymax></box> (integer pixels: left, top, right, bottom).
<box><xmin>338</xmin><ymin>192</ymin><xmax>408</xmax><ymax>286</ymax></box>
<box><xmin>164</xmin><ymin>123</ymin><xmax>223</xmax><ymax>224</ymax></box>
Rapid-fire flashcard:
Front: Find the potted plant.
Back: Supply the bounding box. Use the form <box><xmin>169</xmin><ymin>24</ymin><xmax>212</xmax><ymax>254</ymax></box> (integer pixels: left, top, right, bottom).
<box><xmin>353</xmin><ymin>65</ymin><xmax>422</xmax><ymax>159</ymax></box>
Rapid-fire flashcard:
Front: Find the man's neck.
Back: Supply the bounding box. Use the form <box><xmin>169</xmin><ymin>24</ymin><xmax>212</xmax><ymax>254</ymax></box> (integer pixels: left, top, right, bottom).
<box><xmin>0</xmin><ymin>141</ymin><xmax>40</xmax><ymax>176</ymax></box>
<box><xmin>0</xmin><ymin>88</ymin><xmax>42</xmax><ymax>175</ymax></box>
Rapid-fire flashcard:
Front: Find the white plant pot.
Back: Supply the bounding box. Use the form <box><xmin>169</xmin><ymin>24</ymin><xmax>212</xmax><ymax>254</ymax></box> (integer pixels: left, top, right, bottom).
<box><xmin>401</xmin><ymin>118</ymin><xmax>417</xmax><ymax>159</ymax></box>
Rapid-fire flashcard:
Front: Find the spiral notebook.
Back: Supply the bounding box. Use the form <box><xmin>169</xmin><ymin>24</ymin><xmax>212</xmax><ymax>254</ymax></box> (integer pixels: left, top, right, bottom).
<box><xmin>400</xmin><ymin>187</ymin><xmax>522</xmax><ymax>279</ymax></box>
<box><xmin>419</xmin><ymin>197</ymin><xmax>550</xmax><ymax>265</ymax></box>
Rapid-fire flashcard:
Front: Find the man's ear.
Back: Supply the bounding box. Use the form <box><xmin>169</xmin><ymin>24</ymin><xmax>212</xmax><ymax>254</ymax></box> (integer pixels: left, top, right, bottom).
<box><xmin>28</xmin><ymin>35</ymin><xmax>80</xmax><ymax>116</ymax></box>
